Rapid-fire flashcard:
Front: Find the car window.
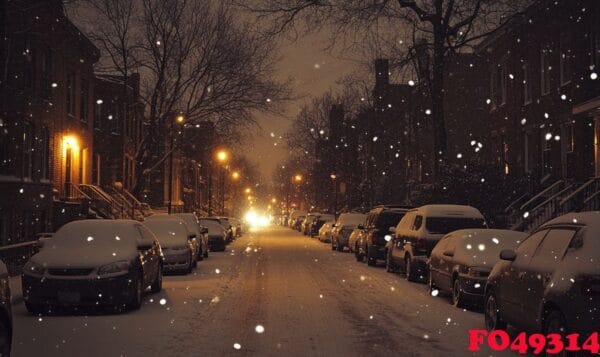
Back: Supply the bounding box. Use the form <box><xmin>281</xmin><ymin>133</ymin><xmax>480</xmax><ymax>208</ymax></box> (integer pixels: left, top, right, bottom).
<box><xmin>412</xmin><ymin>215</ymin><xmax>423</xmax><ymax>230</ymax></box>
<box><xmin>136</xmin><ymin>225</ymin><xmax>156</xmax><ymax>241</ymax></box>
<box><xmin>445</xmin><ymin>235</ymin><xmax>457</xmax><ymax>253</ymax></box>
<box><xmin>375</xmin><ymin>211</ymin><xmax>405</xmax><ymax>230</ymax></box>
<box><xmin>424</xmin><ymin>217</ymin><xmax>486</xmax><ymax>234</ymax></box>
<box><xmin>533</xmin><ymin>228</ymin><xmax>576</xmax><ymax>262</ymax></box>
<box><xmin>516</xmin><ymin>229</ymin><xmax>548</xmax><ymax>258</ymax></box>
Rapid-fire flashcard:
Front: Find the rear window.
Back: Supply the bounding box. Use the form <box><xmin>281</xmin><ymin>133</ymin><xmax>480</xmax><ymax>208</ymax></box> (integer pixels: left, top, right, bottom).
<box><xmin>375</xmin><ymin>212</ymin><xmax>405</xmax><ymax>230</ymax></box>
<box><xmin>425</xmin><ymin>217</ymin><xmax>486</xmax><ymax>234</ymax></box>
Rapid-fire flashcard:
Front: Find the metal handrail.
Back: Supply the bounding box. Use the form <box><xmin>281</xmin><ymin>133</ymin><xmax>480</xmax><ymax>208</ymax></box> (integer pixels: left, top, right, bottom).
<box><xmin>530</xmin><ymin>183</ymin><xmax>575</xmax><ymax>213</ymax></box>
<box><xmin>519</xmin><ymin>180</ymin><xmax>563</xmax><ymax>211</ymax></box>
<box><xmin>64</xmin><ymin>182</ymin><xmax>91</xmax><ymax>201</ymax></box>
<box><xmin>559</xmin><ymin>177</ymin><xmax>599</xmax><ymax>206</ymax></box>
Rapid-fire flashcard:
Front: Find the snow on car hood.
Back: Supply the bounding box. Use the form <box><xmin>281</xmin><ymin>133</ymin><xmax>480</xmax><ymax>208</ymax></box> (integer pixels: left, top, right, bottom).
<box><xmin>31</xmin><ymin>220</ymin><xmax>139</xmax><ymax>268</ymax></box>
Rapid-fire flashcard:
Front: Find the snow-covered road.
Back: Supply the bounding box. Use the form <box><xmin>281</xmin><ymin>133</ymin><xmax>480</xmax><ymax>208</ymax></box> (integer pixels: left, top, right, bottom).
<box><xmin>11</xmin><ymin>226</ymin><xmax>513</xmax><ymax>356</ymax></box>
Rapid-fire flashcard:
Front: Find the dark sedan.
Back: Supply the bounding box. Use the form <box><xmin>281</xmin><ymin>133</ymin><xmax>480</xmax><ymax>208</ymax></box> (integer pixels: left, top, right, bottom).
<box><xmin>22</xmin><ymin>220</ymin><xmax>163</xmax><ymax>314</ymax></box>
<box><xmin>0</xmin><ymin>259</ymin><xmax>12</xmax><ymax>356</ymax></box>
<box><xmin>200</xmin><ymin>218</ymin><xmax>228</xmax><ymax>252</ymax></box>
<box><xmin>485</xmin><ymin>212</ymin><xmax>600</xmax><ymax>337</ymax></box>
<box><xmin>428</xmin><ymin>229</ymin><xmax>526</xmax><ymax>308</ymax></box>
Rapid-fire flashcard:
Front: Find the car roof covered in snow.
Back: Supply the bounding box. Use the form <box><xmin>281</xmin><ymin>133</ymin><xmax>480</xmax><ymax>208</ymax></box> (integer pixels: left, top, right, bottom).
<box><xmin>445</xmin><ymin>229</ymin><xmax>528</xmax><ymax>244</ymax></box>
<box><xmin>541</xmin><ymin>211</ymin><xmax>600</xmax><ymax>229</ymax></box>
<box><xmin>410</xmin><ymin>204</ymin><xmax>484</xmax><ymax>218</ymax></box>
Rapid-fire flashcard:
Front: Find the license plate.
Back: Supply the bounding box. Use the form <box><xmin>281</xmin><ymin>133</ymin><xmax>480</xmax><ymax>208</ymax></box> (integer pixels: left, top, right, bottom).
<box><xmin>57</xmin><ymin>291</ymin><xmax>81</xmax><ymax>303</ymax></box>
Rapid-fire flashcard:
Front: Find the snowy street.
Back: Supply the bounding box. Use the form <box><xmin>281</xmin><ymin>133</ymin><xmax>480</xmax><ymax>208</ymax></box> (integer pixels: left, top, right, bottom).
<box><xmin>11</xmin><ymin>226</ymin><xmax>511</xmax><ymax>357</ymax></box>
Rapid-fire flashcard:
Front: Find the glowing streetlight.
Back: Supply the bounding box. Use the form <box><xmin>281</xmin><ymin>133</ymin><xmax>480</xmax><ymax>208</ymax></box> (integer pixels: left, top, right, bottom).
<box><xmin>216</xmin><ymin>150</ymin><xmax>228</xmax><ymax>163</ymax></box>
<box><xmin>175</xmin><ymin>114</ymin><xmax>185</xmax><ymax>124</ymax></box>
<box><xmin>232</xmin><ymin>171</ymin><xmax>240</xmax><ymax>180</ymax></box>
<box><xmin>294</xmin><ymin>174</ymin><xmax>303</xmax><ymax>183</ymax></box>
<box><xmin>245</xmin><ymin>187</ymin><xmax>252</xmax><ymax>194</ymax></box>
<box><xmin>271</xmin><ymin>198</ymin><xmax>277</xmax><ymax>204</ymax></box>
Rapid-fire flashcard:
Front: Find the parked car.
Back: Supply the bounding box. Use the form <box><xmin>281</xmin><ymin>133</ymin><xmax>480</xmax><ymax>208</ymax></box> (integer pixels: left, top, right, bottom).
<box><xmin>302</xmin><ymin>213</ymin><xmax>320</xmax><ymax>235</ymax></box>
<box><xmin>386</xmin><ymin>205</ymin><xmax>487</xmax><ymax>281</ymax></box>
<box><xmin>0</xmin><ymin>259</ymin><xmax>12</xmax><ymax>356</ymax></box>
<box><xmin>144</xmin><ymin>218</ymin><xmax>196</xmax><ymax>274</ymax></box>
<box><xmin>348</xmin><ymin>228</ymin><xmax>364</xmax><ymax>254</ymax></box>
<box><xmin>175</xmin><ymin>213</ymin><xmax>209</xmax><ymax>259</ymax></box>
<box><xmin>22</xmin><ymin>220</ymin><xmax>163</xmax><ymax>313</ymax></box>
<box><xmin>292</xmin><ymin>215</ymin><xmax>306</xmax><ymax>231</ymax></box>
<box><xmin>427</xmin><ymin>229</ymin><xmax>527</xmax><ymax>307</ymax></box>
<box><xmin>199</xmin><ymin>218</ymin><xmax>228</xmax><ymax>252</ymax></box>
<box><xmin>229</xmin><ymin>217</ymin><xmax>243</xmax><ymax>237</ymax></box>
<box><xmin>215</xmin><ymin>217</ymin><xmax>235</xmax><ymax>242</ymax></box>
<box><xmin>356</xmin><ymin>205</ymin><xmax>411</xmax><ymax>266</ymax></box>
<box><xmin>331</xmin><ymin>213</ymin><xmax>366</xmax><ymax>252</ymax></box>
<box><xmin>484</xmin><ymin>212</ymin><xmax>600</xmax><ymax>337</ymax></box>
<box><xmin>318</xmin><ymin>221</ymin><xmax>336</xmax><ymax>242</ymax></box>
<box><xmin>146</xmin><ymin>214</ymin><xmax>201</xmax><ymax>263</ymax></box>
<box><xmin>288</xmin><ymin>211</ymin><xmax>307</xmax><ymax>228</ymax></box>
<box><xmin>310</xmin><ymin>214</ymin><xmax>335</xmax><ymax>237</ymax></box>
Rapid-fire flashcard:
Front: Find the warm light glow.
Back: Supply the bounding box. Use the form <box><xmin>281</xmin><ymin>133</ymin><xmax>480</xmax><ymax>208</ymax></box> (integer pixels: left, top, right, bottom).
<box><xmin>232</xmin><ymin>171</ymin><xmax>240</xmax><ymax>180</ymax></box>
<box><xmin>245</xmin><ymin>187</ymin><xmax>252</xmax><ymax>194</ymax></box>
<box><xmin>175</xmin><ymin>114</ymin><xmax>185</xmax><ymax>124</ymax></box>
<box><xmin>330</xmin><ymin>174</ymin><xmax>337</xmax><ymax>180</ymax></box>
<box><xmin>244</xmin><ymin>209</ymin><xmax>270</xmax><ymax>228</ymax></box>
<box><xmin>63</xmin><ymin>135</ymin><xmax>79</xmax><ymax>150</ymax></box>
<box><xmin>271</xmin><ymin>198</ymin><xmax>277</xmax><ymax>203</ymax></box>
<box><xmin>216</xmin><ymin>150</ymin><xmax>228</xmax><ymax>163</ymax></box>
<box><xmin>294</xmin><ymin>174</ymin><xmax>303</xmax><ymax>183</ymax></box>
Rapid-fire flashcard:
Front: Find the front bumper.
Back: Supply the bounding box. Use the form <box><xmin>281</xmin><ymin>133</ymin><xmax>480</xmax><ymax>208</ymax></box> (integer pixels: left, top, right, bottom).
<box><xmin>22</xmin><ymin>273</ymin><xmax>134</xmax><ymax>307</ymax></box>
<box><xmin>208</xmin><ymin>235</ymin><xmax>226</xmax><ymax>251</ymax></box>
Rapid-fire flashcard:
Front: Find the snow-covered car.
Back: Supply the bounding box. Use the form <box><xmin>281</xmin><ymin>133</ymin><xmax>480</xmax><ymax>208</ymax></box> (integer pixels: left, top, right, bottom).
<box><xmin>199</xmin><ymin>218</ymin><xmax>228</xmax><ymax>252</ymax></box>
<box><xmin>22</xmin><ymin>220</ymin><xmax>163</xmax><ymax>313</ymax></box>
<box><xmin>356</xmin><ymin>205</ymin><xmax>410</xmax><ymax>266</ymax></box>
<box><xmin>310</xmin><ymin>214</ymin><xmax>335</xmax><ymax>237</ymax></box>
<box><xmin>0</xmin><ymin>259</ymin><xmax>12</xmax><ymax>356</ymax></box>
<box><xmin>427</xmin><ymin>229</ymin><xmax>527</xmax><ymax>307</ymax></box>
<box><xmin>143</xmin><ymin>218</ymin><xmax>197</xmax><ymax>274</ymax></box>
<box><xmin>484</xmin><ymin>212</ymin><xmax>600</xmax><ymax>336</ymax></box>
<box><xmin>387</xmin><ymin>205</ymin><xmax>487</xmax><ymax>281</ymax></box>
<box><xmin>288</xmin><ymin>211</ymin><xmax>307</xmax><ymax>229</ymax></box>
<box><xmin>318</xmin><ymin>221</ymin><xmax>336</xmax><ymax>242</ymax></box>
<box><xmin>348</xmin><ymin>228</ymin><xmax>364</xmax><ymax>254</ymax></box>
<box><xmin>302</xmin><ymin>213</ymin><xmax>322</xmax><ymax>235</ymax></box>
<box><xmin>146</xmin><ymin>213</ymin><xmax>202</xmax><ymax>262</ymax></box>
<box><xmin>175</xmin><ymin>213</ymin><xmax>209</xmax><ymax>259</ymax></box>
<box><xmin>228</xmin><ymin>217</ymin><xmax>243</xmax><ymax>237</ymax></box>
<box><xmin>215</xmin><ymin>217</ymin><xmax>235</xmax><ymax>242</ymax></box>
<box><xmin>331</xmin><ymin>213</ymin><xmax>366</xmax><ymax>252</ymax></box>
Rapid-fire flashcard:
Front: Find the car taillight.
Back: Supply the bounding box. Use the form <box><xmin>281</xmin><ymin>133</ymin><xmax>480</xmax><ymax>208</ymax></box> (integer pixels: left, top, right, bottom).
<box><xmin>582</xmin><ymin>275</ymin><xmax>600</xmax><ymax>296</ymax></box>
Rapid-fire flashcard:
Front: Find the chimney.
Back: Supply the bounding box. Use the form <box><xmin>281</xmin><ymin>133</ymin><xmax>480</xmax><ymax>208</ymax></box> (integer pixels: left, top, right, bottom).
<box><xmin>374</xmin><ymin>59</ymin><xmax>389</xmax><ymax>87</ymax></box>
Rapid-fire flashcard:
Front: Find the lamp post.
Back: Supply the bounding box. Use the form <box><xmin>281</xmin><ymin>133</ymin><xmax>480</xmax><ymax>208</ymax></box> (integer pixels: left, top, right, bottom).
<box><xmin>168</xmin><ymin>113</ymin><xmax>185</xmax><ymax>214</ymax></box>
<box><xmin>330</xmin><ymin>174</ymin><xmax>338</xmax><ymax>217</ymax></box>
<box><xmin>215</xmin><ymin>149</ymin><xmax>229</xmax><ymax>215</ymax></box>
<box><xmin>286</xmin><ymin>174</ymin><xmax>303</xmax><ymax>215</ymax></box>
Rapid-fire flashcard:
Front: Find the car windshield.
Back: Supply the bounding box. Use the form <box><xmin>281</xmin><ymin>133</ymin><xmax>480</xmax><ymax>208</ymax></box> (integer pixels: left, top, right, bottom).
<box><xmin>375</xmin><ymin>212</ymin><xmax>405</xmax><ymax>230</ymax></box>
<box><xmin>426</xmin><ymin>217</ymin><xmax>486</xmax><ymax>234</ymax></box>
<box><xmin>218</xmin><ymin>219</ymin><xmax>232</xmax><ymax>228</ymax></box>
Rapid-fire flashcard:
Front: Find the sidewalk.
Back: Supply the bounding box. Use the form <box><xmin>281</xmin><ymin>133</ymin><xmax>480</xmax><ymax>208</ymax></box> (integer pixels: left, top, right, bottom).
<box><xmin>9</xmin><ymin>274</ymin><xmax>22</xmax><ymax>305</ymax></box>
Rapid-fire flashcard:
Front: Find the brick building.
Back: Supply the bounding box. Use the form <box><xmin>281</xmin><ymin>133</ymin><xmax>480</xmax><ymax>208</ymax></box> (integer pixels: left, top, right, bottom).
<box><xmin>0</xmin><ymin>0</ymin><xmax>99</xmax><ymax>244</ymax></box>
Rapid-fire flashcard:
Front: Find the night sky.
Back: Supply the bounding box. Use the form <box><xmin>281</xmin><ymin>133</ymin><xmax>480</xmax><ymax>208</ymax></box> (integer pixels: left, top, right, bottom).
<box><xmin>247</xmin><ymin>31</ymin><xmax>358</xmax><ymax>181</ymax></box>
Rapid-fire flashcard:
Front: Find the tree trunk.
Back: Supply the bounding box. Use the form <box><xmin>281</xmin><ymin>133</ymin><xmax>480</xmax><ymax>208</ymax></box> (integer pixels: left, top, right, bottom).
<box><xmin>430</xmin><ymin>24</ymin><xmax>448</xmax><ymax>181</ymax></box>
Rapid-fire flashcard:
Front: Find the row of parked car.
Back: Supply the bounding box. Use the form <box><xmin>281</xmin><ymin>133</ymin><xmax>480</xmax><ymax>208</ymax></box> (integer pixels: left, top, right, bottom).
<box><xmin>287</xmin><ymin>205</ymin><xmax>599</xmax><ymax>338</ymax></box>
<box><xmin>0</xmin><ymin>212</ymin><xmax>246</xmax><ymax>355</ymax></box>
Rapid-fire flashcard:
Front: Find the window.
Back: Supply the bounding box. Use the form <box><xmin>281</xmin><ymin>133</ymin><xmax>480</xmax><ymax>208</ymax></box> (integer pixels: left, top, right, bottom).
<box><xmin>490</xmin><ymin>63</ymin><xmax>506</xmax><ymax>107</ymax></box>
<box><xmin>80</xmin><ymin>78</ymin><xmax>89</xmax><ymax>121</ymax></box>
<box><xmin>559</xmin><ymin>33</ymin><xmax>572</xmax><ymax>85</ymax></box>
<box><xmin>541</xmin><ymin>46</ymin><xmax>551</xmax><ymax>95</ymax></box>
<box><xmin>516</xmin><ymin>229</ymin><xmax>548</xmax><ymax>258</ymax></box>
<box><xmin>523</xmin><ymin>64</ymin><xmax>532</xmax><ymax>104</ymax></box>
<box><xmin>425</xmin><ymin>217</ymin><xmax>486</xmax><ymax>235</ymax></box>
<box><xmin>66</xmin><ymin>71</ymin><xmax>76</xmax><ymax>115</ymax></box>
<box><xmin>564</xmin><ymin>124</ymin><xmax>574</xmax><ymax>153</ymax></box>
<box><xmin>23</xmin><ymin>122</ymin><xmax>33</xmax><ymax>179</ymax></box>
<box><xmin>41</xmin><ymin>49</ymin><xmax>52</xmax><ymax>98</ymax></box>
<box><xmin>41</xmin><ymin>127</ymin><xmax>50</xmax><ymax>180</ymax></box>
<box><xmin>413</xmin><ymin>215</ymin><xmax>423</xmax><ymax>230</ymax></box>
<box><xmin>533</xmin><ymin>229</ymin><xmax>576</xmax><ymax>262</ymax></box>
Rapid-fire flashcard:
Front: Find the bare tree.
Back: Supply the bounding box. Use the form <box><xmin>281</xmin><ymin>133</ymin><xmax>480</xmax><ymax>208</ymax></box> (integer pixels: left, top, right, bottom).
<box><xmin>71</xmin><ymin>0</ymin><xmax>291</xmax><ymax>196</ymax></box>
<box><xmin>242</xmin><ymin>0</ymin><xmax>532</xmax><ymax>174</ymax></box>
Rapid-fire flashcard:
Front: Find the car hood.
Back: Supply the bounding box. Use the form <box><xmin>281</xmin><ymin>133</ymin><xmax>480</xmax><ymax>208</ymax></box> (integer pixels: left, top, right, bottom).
<box><xmin>31</xmin><ymin>247</ymin><xmax>137</xmax><ymax>268</ymax></box>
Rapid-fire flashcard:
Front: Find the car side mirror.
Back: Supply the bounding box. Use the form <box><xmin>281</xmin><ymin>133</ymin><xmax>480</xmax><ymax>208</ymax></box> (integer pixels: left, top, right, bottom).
<box><xmin>357</xmin><ymin>224</ymin><xmax>364</xmax><ymax>230</ymax></box>
<box><xmin>499</xmin><ymin>249</ymin><xmax>517</xmax><ymax>261</ymax></box>
<box><xmin>199</xmin><ymin>227</ymin><xmax>208</xmax><ymax>234</ymax></box>
<box><xmin>188</xmin><ymin>233</ymin><xmax>197</xmax><ymax>240</ymax></box>
<box><xmin>388</xmin><ymin>226</ymin><xmax>396</xmax><ymax>233</ymax></box>
<box><xmin>443</xmin><ymin>249</ymin><xmax>454</xmax><ymax>257</ymax></box>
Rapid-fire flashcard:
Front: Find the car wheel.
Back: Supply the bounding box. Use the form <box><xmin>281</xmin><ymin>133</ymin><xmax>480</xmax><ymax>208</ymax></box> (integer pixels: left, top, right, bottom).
<box><xmin>367</xmin><ymin>246</ymin><xmax>377</xmax><ymax>266</ymax></box>
<box><xmin>197</xmin><ymin>246</ymin><xmax>204</xmax><ymax>261</ymax></box>
<box><xmin>385</xmin><ymin>252</ymin><xmax>396</xmax><ymax>273</ymax></box>
<box><xmin>452</xmin><ymin>277</ymin><xmax>465</xmax><ymax>308</ymax></box>
<box><xmin>150</xmin><ymin>264</ymin><xmax>163</xmax><ymax>293</ymax></box>
<box><xmin>0</xmin><ymin>316</ymin><xmax>10</xmax><ymax>357</ymax></box>
<box><xmin>405</xmin><ymin>256</ymin><xmax>418</xmax><ymax>282</ymax></box>
<box><xmin>203</xmin><ymin>248</ymin><xmax>209</xmax><ymax>258</ymax></box>
<box><xmin>354</xmin><ymin>244</ymin><xmax>363</xmax><ymax>262</ymax></box>
<box><xmin>428</xmin><ymin>270</ymin><xmax>437</xmax><ymax>294</ymax></box>
<box><xmin>187</xmin><ymin>251</ymin><xmax>194</xmax><ymax>274</ymax></box>
<box><xmin>336</xmin><ymin>241</ymin><xmax>344</xmax><ymax>252</ymax></box>
<box><xmin>484</xmin><ymin>291</ymin><xmax>507</xmax><ymax>331</ymax></box>
<box><xmin>129</xmin><ymin>272</ymin><xmax>143</xmax><ymax>310</ymax></box>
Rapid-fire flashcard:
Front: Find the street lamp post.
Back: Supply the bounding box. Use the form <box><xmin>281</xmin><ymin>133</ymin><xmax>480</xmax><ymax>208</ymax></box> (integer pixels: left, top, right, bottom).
<box><xmin>330</xmin><ymin>174</ymin><xmax>338</xmax><ymax>217</ymax></box>
<box><xmin>168</xmin><ymin>113</ymin><xmax>185</xmax><ymax>214</ymax></box>
<box><xmin>215</xmin><ymin>149</ymin><xmax>229</xmax><ymax>215</ymax></box>
<box><xmin>286</xmin><ymin>174</ymin><xmax>303</xmax><ymax>216</ymax></box>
